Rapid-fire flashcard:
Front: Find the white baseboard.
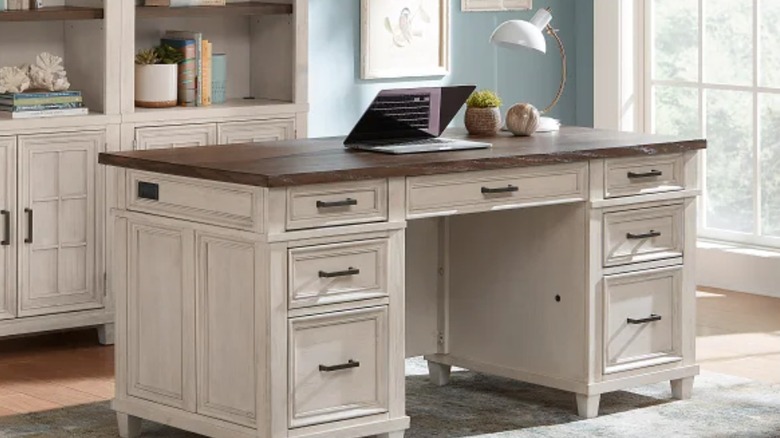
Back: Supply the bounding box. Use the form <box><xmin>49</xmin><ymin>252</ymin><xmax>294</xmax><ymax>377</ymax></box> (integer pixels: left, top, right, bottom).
<box><xmin>696</xmin><ymin>240</ymin><xmax>780</xmax><ymax>299</ymax></box>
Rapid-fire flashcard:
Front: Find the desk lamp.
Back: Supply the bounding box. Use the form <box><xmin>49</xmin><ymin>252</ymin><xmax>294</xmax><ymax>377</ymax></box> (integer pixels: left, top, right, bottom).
<box><xmin>491</xmin><ymin>8</ymin><xmax>565</xmax><ymax>133</ymax></box>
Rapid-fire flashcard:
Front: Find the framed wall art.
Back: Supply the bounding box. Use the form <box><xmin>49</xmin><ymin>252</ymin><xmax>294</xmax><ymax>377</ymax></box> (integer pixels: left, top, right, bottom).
<box><xmin>361</xmin><ymin>0</ymin><xmax>450</xmax><ymax>79</ymax></box>
<box><xmin>462</xmin><ymin>0</ymin><xmax>532</xmax><ymax>12</ymax></box>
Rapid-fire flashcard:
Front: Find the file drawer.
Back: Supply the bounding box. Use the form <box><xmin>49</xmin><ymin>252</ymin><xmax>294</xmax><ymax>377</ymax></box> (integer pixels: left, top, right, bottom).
<box><xmin>407</xmin><ymin>163</ymin><xmax>587</xmax><ymax>218</ymax></box>
<box><xmin>289</xmin><ymin>239</ymin><xmax>388</xmax><ymax>309</ymax></box>
<box><xmin>605</xmin><ymin>154</ymin><xmax>685</xmax><ymax>198</ymax></box>
<box><xmin>603</xmin><ymin>203</ymin><xmax>684</xmax><ymax>267</ymax></box>
<box><xmin>289</xmin><ymin>307</ymin><xmax>388</xmax><ymax>428</ymax></box>
<box><xmin>286</xmin><ymin>180</ymin><xmax>388</xmax><ymax>230</ymax></box>
<box><xmin>126</xmin><ymin>171</ymin><xmax>263</xmax><ymax>232</ymax></box>
<box><xmin>604</xmin><ymin>267</ymin><xmax>682</xmax><ymax>373</ymax></box>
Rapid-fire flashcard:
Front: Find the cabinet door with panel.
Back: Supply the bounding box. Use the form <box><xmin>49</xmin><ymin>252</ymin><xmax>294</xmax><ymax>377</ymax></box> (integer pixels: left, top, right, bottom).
<box><xmin>18</xmin><ymin>132</ymin><xmax>103</xmax><ymax>317</ymax></box>
<box><xmin>135</xmin><ymin>124</ymin><xmax>217</xmax><ymax>150</ymax></box>
<box><xmin>217</xmin><ymin>118</ymin><xmax>295</xmax><ymax>145</ymax></box>
<box><xmin>124</xmin><ymin>217</ymin><xmax>196</xmax><ymax>411</ymax></box>
<box><xmin>195</xmin><ymin>230</ymin><xmax>262</xmax><ymax>427</ymax></box>
<box><xmin>0</xmin><ymin>136</ymin><xmax>16</xmax><ymax>320</ymax></box>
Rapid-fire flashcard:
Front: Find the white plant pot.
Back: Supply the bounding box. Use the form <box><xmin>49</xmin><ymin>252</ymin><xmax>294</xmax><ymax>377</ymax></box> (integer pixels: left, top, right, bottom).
<box><xmin>135</xmin><ymin>64</ymin><xmax>178</xmax><ymax>108</ymax></box>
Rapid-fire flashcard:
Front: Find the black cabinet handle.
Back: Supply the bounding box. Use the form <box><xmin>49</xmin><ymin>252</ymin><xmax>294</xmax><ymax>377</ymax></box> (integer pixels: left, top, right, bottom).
<box><xmin>627</xmin><ymin>170</ymin><xmax>663</xmax><ymax>179</ymax></box>
<box><xmin>319</xmin><ymin>360</ymin><xmax>360</xmax><ymax>372</ymax></box>
<box><xmin>317</xmin><ymin>198</ymin><xmax>358</xmax><ymax>209</ymax></box>
<box><xmin>137</xmin><ymin>181</ymin><xmax>160</xmax><ymax>201</ymax></box>
<box><xmin>627</xmin><ymin>314</ymin><xmax>662</xmax><ymax>325</ymax></box>
<box><xmin>1</xmin><ymin>210</ymin><xmax>9</xmax><ymax>246</ymax></box>
<box><xmin>626</xmin><ymin>230</ymin><xmax>662</xmax><ymax>240</ymax></box>
<box><xmin>24</xmin><ymin>208</ymin><xmax>33</xmax><ymax>244</ymax></box>
<box><xmin>319</xmin><ymin>267</ymin><xmax>360</xmax><ymax>278</ymax></box>
<box><xmin>481</xmin><ymin>185</ymin><xmax>519</xmax><ymax>194</ymax></box>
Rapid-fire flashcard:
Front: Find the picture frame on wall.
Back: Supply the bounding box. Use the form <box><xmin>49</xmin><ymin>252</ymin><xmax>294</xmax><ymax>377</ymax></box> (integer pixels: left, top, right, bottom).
<box><xmin>462</xmin><ymin>0</ymin><xmax>532</xmax><ymax>12</ymax></box>
<box><xmin>361</xmin><ymin>0</ymin><xmax>450</xmax><ymax>80</ymax></box>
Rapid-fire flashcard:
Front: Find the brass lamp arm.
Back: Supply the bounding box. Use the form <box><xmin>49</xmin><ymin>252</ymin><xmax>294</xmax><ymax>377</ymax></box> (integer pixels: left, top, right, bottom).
<box><xmin>541</xmin><ymin>24</ymin><xmax>566</xmax><ymax>116</ymax></box>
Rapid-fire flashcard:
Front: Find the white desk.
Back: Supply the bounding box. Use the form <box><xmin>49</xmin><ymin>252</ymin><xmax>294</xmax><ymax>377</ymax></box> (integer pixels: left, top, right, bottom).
<box><xmin>100</xmin><ymin>128</ymin><xmax>705</xmax><ymax>438</ymax></box>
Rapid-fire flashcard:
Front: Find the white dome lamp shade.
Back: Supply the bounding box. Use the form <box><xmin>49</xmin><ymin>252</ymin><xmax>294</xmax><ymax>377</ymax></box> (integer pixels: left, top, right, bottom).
<box><xmin>490</xmin><ymin>8</ymin><xmax>564</xmax><ymax>132</ymax></box>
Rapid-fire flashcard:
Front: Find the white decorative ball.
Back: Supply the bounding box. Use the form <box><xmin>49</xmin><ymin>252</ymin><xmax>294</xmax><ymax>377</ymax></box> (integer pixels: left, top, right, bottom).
<box><xmin>506</xmin><ymin>103</ymin><xmax>541</xmax><ymax>136</ymax></box>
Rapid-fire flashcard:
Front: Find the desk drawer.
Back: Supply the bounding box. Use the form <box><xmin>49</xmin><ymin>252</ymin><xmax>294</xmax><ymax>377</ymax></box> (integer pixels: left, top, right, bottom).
<box><xmin>286</xmin><ymin>180</ymin><xmax>388</xmax><ymax>230</ymax></box>
<box><xmin>605</xmin><ymin>154</ymin><xmax>685</xmax><ymax>198</ymax></box>
<box><xmin>603</xmin><ymin>203</ymin><xmax>684</xmax><ymax>267</ymax></box>
<box><xmin>289</xmin><ymin>239</ymin><xmax>388</xmax><ymax>309</ymax></box>
<box><xmin>604</xmin><ymin>267</ymin><xmax>682</xmax><ymax>374</ymax></box>
<box><xmin>407</xmin><ymin>163</ymin><xmax>587</xmax><ymax>218</ymax></box>
<box><xmin>289</xmin><ymin>307</ymin><xmax>388</xmax><ymax>428</ymax></box>
<box><xmin>218</xmin><ymin>118</ymin><xmax>295</xmax><ymax>145</ymax></box>
<box><xmin>126</xmin><ymin>171</ymin><xmax>263</xmax><ymax>231</ymax></box>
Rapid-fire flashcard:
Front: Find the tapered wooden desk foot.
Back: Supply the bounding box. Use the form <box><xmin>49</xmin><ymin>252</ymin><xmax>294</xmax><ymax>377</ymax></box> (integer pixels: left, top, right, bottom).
<box><xmin>427</xmin><ymin>361</ymin><xmax>452</xmax><ymax>386</ymax></box>
<box><xmin>376</xmin><ymin>432</ymin><xmax>405</xmax><ymax>438</ymax></box>
<box><xmin>575</xmin><ymin>393</ymin><xmax>601</xmax><ymax>418</ymax></box>
<box><xmin>97</xmin><ymin>323</ymin><xmax>115</xmax><ymax>346</ymax></box>
<box><xmin>117</xmin><ymin>412</ymin><xmax>142</xmax><ymax>438</ymax></box>
<box><xmin>671</xmin><ymin>377</ymin><xmax>694</xmax><ymax>400</ymax></box>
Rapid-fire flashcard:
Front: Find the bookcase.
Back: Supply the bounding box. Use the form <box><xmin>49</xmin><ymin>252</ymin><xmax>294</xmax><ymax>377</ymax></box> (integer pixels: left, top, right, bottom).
<box><xmin>0</xmin><ymin>0</ymin><xmax>308</xmax><ymax>342</ymax></box>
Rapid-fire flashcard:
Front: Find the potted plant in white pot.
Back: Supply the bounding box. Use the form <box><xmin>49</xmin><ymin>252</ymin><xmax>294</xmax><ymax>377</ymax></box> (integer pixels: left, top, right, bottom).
<box><xmin>134</xmin><ymin>45</ymin><xmax>182</xmax><ymax>108</ymax></box>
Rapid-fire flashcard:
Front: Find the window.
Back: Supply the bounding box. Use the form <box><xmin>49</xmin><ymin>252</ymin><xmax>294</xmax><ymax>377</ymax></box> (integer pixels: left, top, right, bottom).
<box><xmin>647</xmin><ymin>0</ymin><xmax>780</xmax><ymax>247</ymax></box>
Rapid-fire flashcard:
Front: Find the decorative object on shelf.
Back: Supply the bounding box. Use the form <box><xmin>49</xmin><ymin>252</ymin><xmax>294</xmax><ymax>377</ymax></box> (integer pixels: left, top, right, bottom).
<box><xmin>30</xmin><ymin>0</ymin><xmax>43</xmax><ymax>9</ymax></box>
<box><xmin>212</xmin><ymin>53</ymin><xmax>226</xmax><ymax>104</ymax></box>
<box><xmin>161</xmin><ymin>37</ymin><xmax>196</xmax><ymax>106</ymax></box>
<box><xmin>201</xmin><ymin>39</ymin><xmax>212</xmax><ymax>106</ymax></box>
<box><xmin>0</xmin><ymin>66</ymin><xmax>31</xmax><ymax>94</ymax></box>
<box><xmin>134</xmin><ymin>46</ymin><xmax>182</xmax><ymax>109</ymax></box>
<box><xmin>506</xmin><ymin>102</ymin><xmax>540</xmax><ymax>136</ymax></box>
<box><xmin>464</xmin><ymin>89</ymin><xmax>502</xmax><ymax>136</ymax></box>
<box><xmin>462</xmin><ymin>0</ymin><xmax>531</xmax><ymax>12</ymax></box>
<box><xmin>144</xmin><ymin>0</ymin><xmax>226</xmax><ymax>6</ymax></box>
<box><xmin>164</xmin><ymin>30</ymin><xmax>203</xmax><ymax>105</ymax></box>
<box><xmin>491</xmin><ymin>8</ymin><xmax>564</xmax><ymax>132</ymax></box>
<box><xmin>361</xmin><ymin>0</ymin><xmax>450</xmax><ymax>79</ymax></box>
<box><xmin>28</xmin><ymin>52</ymin><xmax>70</xmax><ymax>92</ymax></box>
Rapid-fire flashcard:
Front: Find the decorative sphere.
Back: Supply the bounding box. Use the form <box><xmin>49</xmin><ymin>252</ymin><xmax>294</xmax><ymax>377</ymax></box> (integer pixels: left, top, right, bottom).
<box><xmin>506</xmin><ymin>103</ymin><xmax>541</xmax><ymax>136</ymax></box>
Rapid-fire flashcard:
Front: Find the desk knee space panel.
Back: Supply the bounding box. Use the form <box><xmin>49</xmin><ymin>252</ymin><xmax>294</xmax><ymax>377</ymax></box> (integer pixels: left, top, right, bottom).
<box><xmin>101</xmin><ymin>128</ymin><xmax>706</xmax><ymax>437</ymax></box>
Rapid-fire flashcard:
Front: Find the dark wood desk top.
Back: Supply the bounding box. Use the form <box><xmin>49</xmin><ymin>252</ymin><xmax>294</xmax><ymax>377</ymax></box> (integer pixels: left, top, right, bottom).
<box><xmin>99</xmin><ymin>127</ymin><xmax>706</xmax><ymax>188</ymax></box>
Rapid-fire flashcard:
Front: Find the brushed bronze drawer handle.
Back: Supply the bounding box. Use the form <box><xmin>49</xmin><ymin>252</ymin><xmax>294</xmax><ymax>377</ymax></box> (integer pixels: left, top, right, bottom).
<box><xmin>319</xmin><ymin>267</ymin><xmax>360</xmax><ymax>278</ymax></box>
<box><xmin>481</xmin><ymin>185</ymin><xmax>519</xmax><ymax>194</ymax></box>
<box><xmin>627</xmin><ymin>314</ymin><xmax>662</xmax><ymax>325</ymax></box>
<box><xmin>626</xmin><ymin>230</ymin><xmax>662</xmax><ymax>240</ymax></box>
<box><xmin>24</xmin><ymin>208</ymin><xmax>33</xmax><ymax>244</ymax></box>
<box><xmin>1</xmin><ymin>210</ymin><xmax>9</xmax><ymax>246</ymax></box>
<box><xmin>319</xmin><ymin>360</ymin><xmax>360</xmax><ymax>372</ymax></box>
<box><xmin>316</xmin><ymin>198</ymin><xmax>358</xmax><ymax>209</ymax></box>
<box><xmin>627</xmin><ymin>170</ymin><xmax>663</xmax><ymax>179</ymax></box>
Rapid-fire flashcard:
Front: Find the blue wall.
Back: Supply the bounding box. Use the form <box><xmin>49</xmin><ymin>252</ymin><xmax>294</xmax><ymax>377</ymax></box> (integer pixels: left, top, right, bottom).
<box><xmin>308</xmin><ymin>0</ymin><xmax>593</xmax><ymax>137</ymax></box>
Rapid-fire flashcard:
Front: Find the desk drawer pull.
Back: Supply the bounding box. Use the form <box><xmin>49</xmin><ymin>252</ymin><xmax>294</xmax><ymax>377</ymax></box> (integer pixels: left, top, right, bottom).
<box><xmin>319</xmin><ymin>267</ymin><xmax>360</xmax><ymax>279</ymax></box>
<box><xmin>316</xmin><ymin>198</ymin><xmax>358</xmax><ymax>209</ymax></box>
<box><xmin>627</xmin><ymin>314</ymin><xmax>662</xmax><ymax>325</ymax></box>
<box><xmin>627</xmin><ymin>170</ymin><xmax>663</xmax><ymax>179</ymax></box>
<box><xmin>319</xmin><ymin>360</ymin><xmax>360</xmax><ymax>372</ymax></box>
<box><xmin>1</xmin><ymin>210</ymin><xmax>9</xmax><ymax>246</ymax></box>
<box><xmin>626</xmin><ymin>230</ymin><xmax>662</xmax><ymax>240</ymax></box>
<box><xmin>137</xmin><ymin>181</ymin><xmax>160</xmax><ymax>201</ymax></box>
<box><xmin>481</xmin><ymin>185</ymin><xmax>519</xmax><ymax>194</ymax></box>
<box><xmin>24</xmin><ymin>208</ymin><xmax>33</xmax><ymax>244</ymax></box>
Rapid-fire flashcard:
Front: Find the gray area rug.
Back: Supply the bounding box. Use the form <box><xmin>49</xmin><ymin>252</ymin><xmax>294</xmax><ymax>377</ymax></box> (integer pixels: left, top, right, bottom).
<box><xmin>1</xmin><ymin>358</ymin><xmax>778</xmax><ymax>438</ymax></box>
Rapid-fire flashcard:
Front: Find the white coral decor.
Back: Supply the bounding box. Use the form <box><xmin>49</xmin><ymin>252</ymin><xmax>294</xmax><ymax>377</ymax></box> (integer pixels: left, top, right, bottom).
<box><xmin>0</xmin><ymin>66</ymin><xmax>31</xmax><ymax>94</ymax></box>
<box><xmin>28</xmin><ymin>52</ymin><xmax>71</xmax><ymax>92</ymax></box>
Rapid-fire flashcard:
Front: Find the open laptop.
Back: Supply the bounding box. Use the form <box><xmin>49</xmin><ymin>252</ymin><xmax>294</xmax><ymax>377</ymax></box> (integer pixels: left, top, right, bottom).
<box><xmin>344</xmin><ymin>85</ymin><xmax>492</xmax><ymax>154</ymax></box>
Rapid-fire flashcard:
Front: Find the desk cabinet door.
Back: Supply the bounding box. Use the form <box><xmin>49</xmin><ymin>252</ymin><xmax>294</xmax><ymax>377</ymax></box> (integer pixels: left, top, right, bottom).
<box><xmin>196</xmin><ymin>231</ymin><xmax>260</xmax><ymax>427</ymax></box>
<box><xmin>135</xmin><ymin>124</ymin><xmax>217</xmax><ymax>150</ymax></box>
<box><xmin>217</xmin><ymin>119</ymin><xmax>295</xmax><ymax>145</ymax></box>
<box><xmin>17</xmin><ymin>132</ymin><xmax>103</xmax><ymax>317</ymax></box>
<box><xmin>126</xmin><ymin>218</ymin><xmax>196</xmax><ymax>411</ymax></box>
<box><xmin>0</xmin><ymin>137</ymin><xmax>15</xmax><ymax>320</ymax></box>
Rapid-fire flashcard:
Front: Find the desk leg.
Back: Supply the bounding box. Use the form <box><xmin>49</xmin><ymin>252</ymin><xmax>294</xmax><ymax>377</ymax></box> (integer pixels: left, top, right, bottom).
<box><xmin>671</xmin><ymin>377</ymin><xmax>694</xmax><ymax>400</ymax></box>
<box><xmin>427</xmin><ymin>361</ymin><xmax>451</xmax><ymax>386</ymax></box>
<box><xmin>376</xmin><ymin>432</ymin><xmax>405</xmax><ymax>438</ymax></box>
<box><xmin>117</xmin><ymin>412</ymin><xmax>142</xmax><ymax>438</ymax></box>
<box><xmin>97</xmin><ymin>323</ymin><xmax>115</xmax><ymax>345</ymax></box>
<box><xmin>575</xmin><ymin>394</ymin><xmax>600</xmax><ymax>419</ymax></box>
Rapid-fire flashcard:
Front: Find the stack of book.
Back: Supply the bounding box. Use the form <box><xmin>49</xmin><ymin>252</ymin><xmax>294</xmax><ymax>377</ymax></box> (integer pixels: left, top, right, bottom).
<box><xmin>0</xmin><ymin>91</ymin><xmax>88</xmax><ymax>119</ymax></box>
<box><xmin>144</xmin><ymin>0</ymin><xmax>226</xmax><ymax>7</ymax></box>
<box><xmin>162</xmin><ymin>31</ymin><xmax>213</xmax><ymax>107</ymax></box>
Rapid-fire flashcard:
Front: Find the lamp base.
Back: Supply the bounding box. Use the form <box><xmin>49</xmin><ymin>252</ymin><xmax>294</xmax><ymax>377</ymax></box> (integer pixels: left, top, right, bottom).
<box><xmin>537</xmin><ymin>117</ymin><xmax>560</xmax><ymax>132</ymax></box>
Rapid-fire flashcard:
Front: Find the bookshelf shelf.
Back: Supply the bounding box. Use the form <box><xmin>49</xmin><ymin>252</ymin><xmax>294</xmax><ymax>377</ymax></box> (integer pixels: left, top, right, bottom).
<box><xmin>136</xmin><ymin>2</ymin><xmax>292</xmax><ymax>19</ymax></box>
<box><xmin>127</xmin><ymin>98</ymin><xmax>302</xmax><ymax>123</ymax></box>
<box><xmin>0</xmin><ymin>6</ymin><xmax>104</xmax><ymax>22</ymax></box>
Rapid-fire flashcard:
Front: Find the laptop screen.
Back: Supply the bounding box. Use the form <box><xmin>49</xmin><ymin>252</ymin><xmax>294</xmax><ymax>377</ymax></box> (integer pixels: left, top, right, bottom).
<box><xmin>344</xmin><ymin>85</ymin><xmax>476</xmax><ymax>144</ymax></box>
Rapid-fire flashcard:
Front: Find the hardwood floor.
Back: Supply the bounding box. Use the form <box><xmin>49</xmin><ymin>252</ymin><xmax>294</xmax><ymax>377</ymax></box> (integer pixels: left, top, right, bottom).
<box><xmin>0</xmin><ymin>289</ymin><xmax>776</xmax><ymax>417</ymax></box>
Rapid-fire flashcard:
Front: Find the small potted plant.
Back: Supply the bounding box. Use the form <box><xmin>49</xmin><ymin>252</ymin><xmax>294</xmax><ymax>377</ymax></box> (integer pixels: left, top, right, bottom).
<box><xmin>465</xmin><ymin>90</ymin><xmax>503</xmax><ymax>136</ymax></box>
<box><xmin>134</xmin><ymin>45</ymin><xmax>182</xmax><ymax>108</ymax></box>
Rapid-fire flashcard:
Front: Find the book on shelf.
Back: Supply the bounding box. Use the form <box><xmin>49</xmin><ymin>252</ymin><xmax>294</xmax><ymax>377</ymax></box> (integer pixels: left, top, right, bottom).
<box><xmin>0</xmin><ymin>93</ymin><xmax>83</xmax><ymax>106</ymax></box>
<box><xmin>161</xmin><ymin>38</ymin><xmax>197</xmax><ymax>107</ymax></box>
<box><xmin>202</xmin><ymin>39</ymin><xmax>212</xmax><ymax>106</ymax></box>
<box><xmin>0</xmin><ymin>107</ymin><xmax>88</xmax><ymax>119</ymax></box>
<box><xmin>165</xmin><ymin>31</ymin><xmax>203</xmax><ymax>106</ymax></box>
<box><xmin>144</xmin><ymin>0</ymin><xmax>226</xmax><ymax>7</ymax></box>
<box><xmin>0</xmin><ymin>102</ymin><xmax>83</xmax><ymax>112</ymax></box>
